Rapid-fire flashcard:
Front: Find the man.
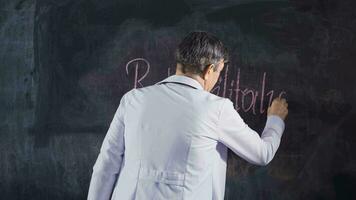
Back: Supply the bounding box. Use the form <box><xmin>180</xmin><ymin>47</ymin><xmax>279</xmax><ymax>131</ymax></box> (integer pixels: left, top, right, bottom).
<box><xmin>87</xmin><ymin>31</ymin><xmax>288</xmax><ymax>200</ymax></box>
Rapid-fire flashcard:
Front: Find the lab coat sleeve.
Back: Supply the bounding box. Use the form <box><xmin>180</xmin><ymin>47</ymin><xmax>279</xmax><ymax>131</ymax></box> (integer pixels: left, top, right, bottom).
<box><xmin>217</xmin><ymin>98</ymin><xmax>285</xmax><ymax>166</ymax></box>
<box><xmin>87</xmin><ymin>93</ymin><xmax>127</xmax><ymax>200</ymax></box>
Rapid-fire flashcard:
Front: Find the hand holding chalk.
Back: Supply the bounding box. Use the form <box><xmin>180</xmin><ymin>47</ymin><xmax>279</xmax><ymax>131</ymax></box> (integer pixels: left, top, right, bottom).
<box><xmin>267</xmin><ymin>97</ymin><xmax>288</xmax><ymax>121</ymax></box>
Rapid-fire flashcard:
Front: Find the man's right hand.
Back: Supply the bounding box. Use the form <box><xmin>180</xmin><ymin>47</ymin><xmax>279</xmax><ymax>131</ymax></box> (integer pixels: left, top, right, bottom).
<box><xmin>267</xmin><ymin>97</ymin><xmax>288</xmax><ymax>121</ymax></box>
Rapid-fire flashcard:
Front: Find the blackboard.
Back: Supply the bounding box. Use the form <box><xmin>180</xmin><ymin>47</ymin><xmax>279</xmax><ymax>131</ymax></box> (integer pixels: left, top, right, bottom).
<box><xmin>1</xmin><ymin>0</ymin><xmax>356</xmax><ymax>199</ymax></box>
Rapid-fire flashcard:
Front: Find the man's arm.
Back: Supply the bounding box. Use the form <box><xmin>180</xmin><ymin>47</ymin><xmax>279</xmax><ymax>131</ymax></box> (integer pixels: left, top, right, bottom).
<box><xmin>87</xmin><ymin>93</ymin><xmax>127</xmax><ymax>200</ymax></box>
<box><xmin>217</xmin><ymin>99</ymin><xmax>285</xmax><ymax>166</ymax></box>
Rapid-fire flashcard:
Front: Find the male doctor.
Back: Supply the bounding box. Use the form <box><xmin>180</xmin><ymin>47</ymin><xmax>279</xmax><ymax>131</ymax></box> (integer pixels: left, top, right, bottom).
<box><xmin>87</xmin><ymin>31</ymin><xmax>288</xmax><ymax>200</ymax></box>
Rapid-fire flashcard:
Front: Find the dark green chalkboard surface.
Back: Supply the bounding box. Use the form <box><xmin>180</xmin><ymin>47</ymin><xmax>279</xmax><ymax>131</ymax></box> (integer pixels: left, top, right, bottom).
<box><xmin>1</xmin><ymin>0</ymin><xmax>355</xmax><ymax>199</ymax></box>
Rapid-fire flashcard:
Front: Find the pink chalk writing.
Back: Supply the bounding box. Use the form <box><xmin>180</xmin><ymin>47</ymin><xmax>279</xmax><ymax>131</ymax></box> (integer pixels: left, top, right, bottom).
<box><xmin>125</xmin><ymin>58</ymin><xmax>150</xmax><ymax>89</ymax></box>
<box><xmin>126</xmin><ymin>58</ymin><xmax>286</xmax><ymax>115</ymax></box>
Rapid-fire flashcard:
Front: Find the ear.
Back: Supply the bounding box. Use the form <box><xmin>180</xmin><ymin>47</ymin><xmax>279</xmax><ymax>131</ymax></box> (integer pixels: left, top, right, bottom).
<box><xmin>203</xmin><ymin>64</ymin><xmax>214</xmax><ymax>80</ymax></box>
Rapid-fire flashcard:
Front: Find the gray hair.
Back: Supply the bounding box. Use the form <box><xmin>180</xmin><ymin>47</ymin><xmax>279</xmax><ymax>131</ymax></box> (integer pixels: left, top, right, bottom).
<box><xmin>175</xmin><ymin>31</ymin><xmax>229</xmax><ymax>75</ymax></box>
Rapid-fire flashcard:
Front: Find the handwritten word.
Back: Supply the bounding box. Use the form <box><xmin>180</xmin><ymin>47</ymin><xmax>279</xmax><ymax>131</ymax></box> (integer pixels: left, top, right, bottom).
<box><xmin>126</xmin><ymin>58</ymin><xmax>286</xmax><ymax>115</ymax></box>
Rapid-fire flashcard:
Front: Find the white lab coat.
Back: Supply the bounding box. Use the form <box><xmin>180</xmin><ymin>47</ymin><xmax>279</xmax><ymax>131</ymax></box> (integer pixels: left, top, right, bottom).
<box><xmin>87</xmin><ymin>74</ymin><xmax>285</xmax><ymax>200</ymax></box>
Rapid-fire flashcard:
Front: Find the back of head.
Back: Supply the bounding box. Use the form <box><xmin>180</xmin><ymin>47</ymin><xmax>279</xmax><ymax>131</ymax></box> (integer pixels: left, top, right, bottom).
<box><xmin>175</xmin><ymin>31</ymin><xmax>229</xmax><ymax>76</ymax></box>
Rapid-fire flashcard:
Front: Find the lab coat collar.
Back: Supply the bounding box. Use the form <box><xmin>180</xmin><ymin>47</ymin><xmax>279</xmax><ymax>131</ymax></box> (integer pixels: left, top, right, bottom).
<box><xmin>155</xmin><ymin>74</ymin><xmax>204</xmax><ymax>90</ymax></box>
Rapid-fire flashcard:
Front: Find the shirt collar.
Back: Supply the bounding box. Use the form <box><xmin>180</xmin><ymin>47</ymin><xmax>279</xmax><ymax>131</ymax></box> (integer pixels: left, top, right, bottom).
<box><xmin>155</xmin><ymin>74</ymin><xmax>204</xmax><ymax>90</ymax></box>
